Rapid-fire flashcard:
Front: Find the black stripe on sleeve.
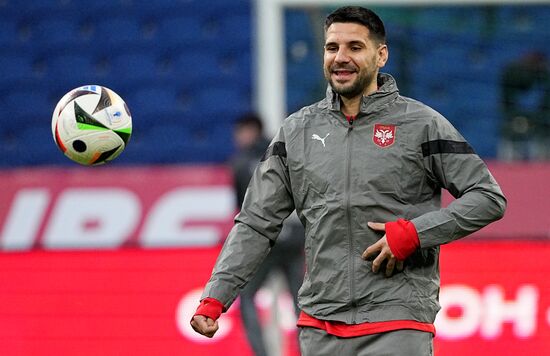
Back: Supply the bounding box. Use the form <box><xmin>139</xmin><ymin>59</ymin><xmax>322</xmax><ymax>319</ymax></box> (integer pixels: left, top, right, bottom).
<box><xmin>261</xmin><ymin>141</ymin><xmax>286</xmax><ymax>162</ymax></box>
<box><xmin>421</xmin><ymin>140</ymin><xmax>475</xmax><ymax>157</ymax></box>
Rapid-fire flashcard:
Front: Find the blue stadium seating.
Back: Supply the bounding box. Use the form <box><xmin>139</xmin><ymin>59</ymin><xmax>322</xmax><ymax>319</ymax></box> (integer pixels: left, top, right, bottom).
<box><xmin>219</xmin><ymin>13</ymin><xmax>252</xmax><ymax>44</ymax></box>
<box><xmin>17</xmin><ymin>126</ymin><xmax>63</xmax><ymax>166</ymax></box>
<box><xmin>3</xmin><ymin>89</ymin><xmax>54</xmax><ymax>127</ymax></box>
<box><xmin>93</xmin><ymin>17</ymin><xmax>145</xmax><ymax>49</ymax></box>
<box><xmin>32</xmin><ymin>18</ymin><xmax>90</xmax><ymax>49</ymax></box>
<box><xmin>0</xmin><ymin>3</ymin><xmax>548</xmax><ymax>166</ymax></box>
<box><xmin>109</xmin><ymin>52</ymin><xmax>160</xmax><ymax>84</ymax></box>
<box><xmin>172</xmin><ymin>51</ymin><xmax>228</xmax><ymax>85</ymax></box>
<box><xmin>125</xmin><ymin>85</ymin><xmax>184</xmax><ymax>123</ymax></box>
<box><xmin>194</xmin><ymin>86</ymin><xmax>250</xmax><ymax>120</ymax></box>
<box><xmin>156</xmin><ymin>15</ymin><xmax>206</xmax><ymax>47</ymax></box>
<box><xmin>0</xmin><ymin>18</ymin><xmax>20</xmax><ymax>47</ymax></box>
<box><xmin>45</xmin><ymin>53</ymin><xmax>102</xmax><ymax>92</ymax></box>
<box><xmin>0</xmin><ymin>53</ymin><xmax>37</xmax><ymax>84</ymax></box>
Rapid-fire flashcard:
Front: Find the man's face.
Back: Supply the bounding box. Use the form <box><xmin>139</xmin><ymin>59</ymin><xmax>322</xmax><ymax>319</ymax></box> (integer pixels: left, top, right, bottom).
<box><xmin>235</xmin><ymin>124</ymin><xmax>260</xmax><ymax>150</ymax></box>
<box><xmin>323</xmin><ymin>22</ymin><xmax>388</xmax><ymax>99</ymax></box>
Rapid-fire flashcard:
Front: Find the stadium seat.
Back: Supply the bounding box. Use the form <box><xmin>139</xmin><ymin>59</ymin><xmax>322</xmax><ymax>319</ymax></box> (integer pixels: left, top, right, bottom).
<box><xmin>0</xmin><ymin>54</ymin><xmax>37</xmax><ymax>84</ymax></box>
<box><xmin>0</xmin><ymin>138</ymin><xmax>21</xmax><ymax>167</ymax></box>
<box><xmin>497</xmin><ymin>6</ymin><xmax>541</xmax><ymax>35</ymax></box>
<box><xmin>125</xmin><ymin>85</ymin><xmax>184</xmax><ymax>124</ymax></box>
<box><xmin>171</xmin><ymin>50</ymin><xmax>235</xmax><ymax>85</ymax></box>
<box><xmin>32</xmin><ymin>18</ymin><xmax>90</xmax><ymax>49</ymax></box>
<box><xmin>17</xmin><ymin>126</ymin><xmax>64</xmax><ymax>166</ymax></box>
<box><xmin>125</xmin><ymin>0</ymin><xmax>195</xmax><ymax>16</ymax></box>
<box><xmin>193</xmin><ymin>86</ymin><xmax>250</xmax><ymax>123</ymax></box>
<box><xmin>3</xmin><ymin>89</ymin><xmax>54</xmax><ymax>127</ymax></box>
<box><xmin>0</xmin><ymin>19</ymin><xmax>21</xmax><ymax>47</ymax></box>
<box><xmin>156</xmin><ymin>15</ymin><xmax>206</xmax><ymax>47</ymax></box>
<box><xmin>411</xmin><ymin>45</ymin><xmax>472</xmax><ymax>86</ymax></box>
<box><xmin>454</xmin><ymin>106</ymin><xmax>499</xmax><ymax>158</ymax></box>
<box><xmin>219</xmin><ymin>13</ymin><xmax>252</xmax><ymax>43</ymax></box>
<box><xmin>414</xmin><ymin>7</ymin><xmax>484</xmax><ymax>38</ymax></box>
<box><xmin>178</xmin><ymin>122</ymin><xmax>235</xmax><ymax>163</ymax></box>
<box><xmin>109</xmin><ymin>52</ymin><xmax>160</xmax><ymax>84</ymax></box>
<box><xmin>45</xmin><ymin>53</ymin><xmax>101</xmax><ymax>90</ymax></box>
<box><xmin>12</xmin><ymin>0</ymin><xmax>74</xmax><ymax>13</ymax></box>
<box><xmin>93</xmin><ymin>17</ymin><xmax>145</xmax><ymax>49</ymax></box>
<box><xmin>74</xmin><ymin>0</ymin><xmax>127</xmax><ymax>13</ymax></box>
<box><xmin>140</xmin><ymin>124</ymin><xmax>193</xmax><ymax>163</ymax></box>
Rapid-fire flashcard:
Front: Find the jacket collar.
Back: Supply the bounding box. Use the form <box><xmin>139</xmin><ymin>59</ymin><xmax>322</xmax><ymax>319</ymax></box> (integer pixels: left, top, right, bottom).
<box><xmin>326</xmin><ymin>73</ymin><xmax>399</xmax><ymax>114</ymax></box>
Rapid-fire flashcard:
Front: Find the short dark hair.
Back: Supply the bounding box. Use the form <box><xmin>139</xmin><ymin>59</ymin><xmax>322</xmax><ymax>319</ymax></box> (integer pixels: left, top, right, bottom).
<box><xmin>235</xmin><ymin>113</ymin><xmax>263</xmax><ymax>134</ymax></box>
<box><xmin>325</xmin><ymin>6</ymin><xmax>386</xmax><ymax>44</ymax></box>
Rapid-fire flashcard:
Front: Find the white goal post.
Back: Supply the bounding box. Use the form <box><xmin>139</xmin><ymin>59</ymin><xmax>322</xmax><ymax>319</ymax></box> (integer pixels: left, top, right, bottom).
<box><xmin>254</xmin><ymin>0</ymin><xmax>550</xmax><ymax>137</ymax></box>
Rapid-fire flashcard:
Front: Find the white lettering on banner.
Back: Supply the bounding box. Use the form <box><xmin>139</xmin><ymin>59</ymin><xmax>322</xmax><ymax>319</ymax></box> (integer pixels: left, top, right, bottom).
<box><xmin>481</xmin><ymin>284</ymin><xmax>538</xmax><ymax>339</ymax></box>
<box><xmin>0</xmin><ymin>189</ymin><xmax>50</xmax><ymax>250</ymax></box>
<box><xmin>436</xmin><ymin>284</ymin><xmax>539</xmax><ymax>340</ymax></box>
<box><xmin>141</xmin><ymin>187</ymin><xmax>234</xmax><ymax>247</ymax></box>
<box><xmin>42</xmin><ymin>189</ymin><xmax>141</xmax><ymax>249</ymax></box>
<box><xmin>435</xmin><ymin>285</ymin><xmax>482</xmax><ymax>340</ymax></box>
<box><xmin>175</xmin><ymin>288</ymin><xmax>234</xmax><ymax>343</ymax></box>
<box><xmin>0</xmin><ymin>187</ymin><xmax>235</xmax><ymax>250</ymax></box>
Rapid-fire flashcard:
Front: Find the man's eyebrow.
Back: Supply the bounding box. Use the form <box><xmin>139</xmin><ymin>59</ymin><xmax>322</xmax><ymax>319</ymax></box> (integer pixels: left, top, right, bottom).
<box><xmin>348</xmin><ymin>40</ymin><xmax>367</xmax><ymax>46</ymax></box>
<box><xmin>324</xmin><ymin>40</ymin><xmax>367</xmax><ymax>47</ymax></box>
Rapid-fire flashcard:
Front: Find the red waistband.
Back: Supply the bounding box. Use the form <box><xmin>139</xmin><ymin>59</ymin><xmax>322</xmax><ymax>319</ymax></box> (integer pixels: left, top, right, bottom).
<box><xmin>297</xmin><ymin>311</ymin><xmax>435</xmax><ymax>338</ymax></box>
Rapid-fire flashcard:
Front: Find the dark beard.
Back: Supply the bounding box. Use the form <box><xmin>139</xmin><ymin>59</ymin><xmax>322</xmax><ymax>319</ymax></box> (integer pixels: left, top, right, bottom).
<box><xmin>328</xmin><ymin>70</ymin><xmax>374</xmax><ymax>99</ymax></box>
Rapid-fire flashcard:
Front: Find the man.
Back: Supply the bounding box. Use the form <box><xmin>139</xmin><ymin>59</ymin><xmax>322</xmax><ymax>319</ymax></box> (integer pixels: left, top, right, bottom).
<box><xmin>191</xmin><ymin>6</ymin><xmax>506</xmax><ymax>355</ymax></box>
<box><xmin>499</xmin><ymin>51</ymin><xmax>550</xmax><ymax>160</ymax></box>
<box><xmin>230</xmin><ymin>114</ymin><xmax>304</xmax><ymax>356</ymax></box>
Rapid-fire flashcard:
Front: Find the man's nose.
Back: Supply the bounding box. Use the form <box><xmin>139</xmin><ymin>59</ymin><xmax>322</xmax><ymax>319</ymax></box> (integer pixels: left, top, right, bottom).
<box><xmin>335</xmin><ymin>49</ymin><xmax>350</xmax><ymax>63</ymax></box>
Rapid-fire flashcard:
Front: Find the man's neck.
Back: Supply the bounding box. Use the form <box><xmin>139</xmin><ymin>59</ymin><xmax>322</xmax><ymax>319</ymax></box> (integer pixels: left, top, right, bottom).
<box><xmin>339</xmin><ymin>79</ymin><xmax>379</xmax><ymax>117</ymax></box>
<box><xmin>340</xmin><ymin>96</ymin><xmax>361</xmax><ymax>117</ymax></box>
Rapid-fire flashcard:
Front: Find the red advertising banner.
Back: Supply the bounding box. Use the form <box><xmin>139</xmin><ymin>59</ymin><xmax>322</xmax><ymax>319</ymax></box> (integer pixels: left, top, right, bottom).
<box><xmin>0</xmin><ymin>166</ymin><xmax>236</xmax><ymax>250</ymax></box>
<box><xmin>0</xmin><ymin>242</ymin><xmax>549</xmax><ymax>355</ymax></box>
<box><xmin>0</xmin><ymin>163</ymin><xmax>549</xmax><ymax>250</ymax></box>
<box><xmin>435</xmin><ymin>241</ymin><xmax>550</xmax><ymax>355</ymax></box>
<box><xmin>0</xmin><ymin>248</ymin><xmax>297</xmax><ymax>356</ymax></box>
<box><xmin>0</xmin><ymin>163</ymin><xmax>550</xmax><ymax>355</ymax></box>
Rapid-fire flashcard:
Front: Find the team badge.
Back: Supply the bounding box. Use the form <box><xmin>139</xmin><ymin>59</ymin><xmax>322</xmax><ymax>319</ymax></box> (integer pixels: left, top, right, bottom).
<box><xmin>373</xmin><ymin>124</ymin><xmax>396</xmax><ymax>148</ymax></box>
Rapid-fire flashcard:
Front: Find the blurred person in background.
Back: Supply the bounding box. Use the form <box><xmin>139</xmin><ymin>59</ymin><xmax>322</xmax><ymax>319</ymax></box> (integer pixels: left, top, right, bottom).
<box><xmin>230</xmin><ymin>113</ymin><xmax>304</xmax><ymax>356</ymax></box>
<box><xmin>192</xmin><ymin>6</ymin><xmax>506</xmax><ymax>355</ymax></box>
<box><xmin>499</xmin><ymin>51</ymin><xmax>550</xmax><ymax>161</ymax></box>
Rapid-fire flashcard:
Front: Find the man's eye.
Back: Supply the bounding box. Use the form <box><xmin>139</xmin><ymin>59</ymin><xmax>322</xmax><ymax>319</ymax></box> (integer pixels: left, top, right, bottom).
<box><xmin>325</xmin><ymin>47</ymin><xmax>337</xmax><ymax>52</ymax></box>
<box><xmin>351</xmin><ymin>47</ymin><xmax>362</xmax><ymax>51</ymax></box>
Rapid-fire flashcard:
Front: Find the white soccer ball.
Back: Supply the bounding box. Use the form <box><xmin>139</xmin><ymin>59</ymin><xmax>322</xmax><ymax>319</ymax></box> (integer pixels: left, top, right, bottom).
<box><xmin>51</xmin><ymin>85</ymin><xmax>132</xmax><ymax>166</ymax></box>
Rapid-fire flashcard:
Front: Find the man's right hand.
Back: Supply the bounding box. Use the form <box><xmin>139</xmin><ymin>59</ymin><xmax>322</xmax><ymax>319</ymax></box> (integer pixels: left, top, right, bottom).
<box><xmin>189</xmin><ymin>297</ymin><xmax>225</xmax><ymax>338</ymax></box>
<box><xmin>190</xmin><ymin>315</ymin><xmax>219</xmax><ymax>338</ymax></box>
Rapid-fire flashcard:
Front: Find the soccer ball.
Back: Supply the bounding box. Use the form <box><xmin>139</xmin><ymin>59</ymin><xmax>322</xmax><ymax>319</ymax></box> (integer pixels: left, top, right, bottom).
<box><xmin>51</xmin><ymin>85</ymin><xmax>132</xmax><ymax>165</ymax></box>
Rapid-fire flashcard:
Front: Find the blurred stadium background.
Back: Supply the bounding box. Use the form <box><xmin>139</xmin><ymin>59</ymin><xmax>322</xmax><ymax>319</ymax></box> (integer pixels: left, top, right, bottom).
<box><xmin>0</xmin><ymin>0</ymin><xmax>549</xmax><ymax>355</ymax></box>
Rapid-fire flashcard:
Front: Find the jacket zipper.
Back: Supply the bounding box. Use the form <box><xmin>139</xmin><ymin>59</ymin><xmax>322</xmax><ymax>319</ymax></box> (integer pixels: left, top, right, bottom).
<box><xmin>344</xmin><ymin>117</ymin><xmax>358</xmax><ymax>323</ymax></box>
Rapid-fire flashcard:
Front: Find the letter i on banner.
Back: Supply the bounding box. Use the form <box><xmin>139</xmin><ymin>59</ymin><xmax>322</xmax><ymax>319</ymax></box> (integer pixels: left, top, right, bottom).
<box><xmin>0</xmin><ymin>189</ymin><xmax>50</xmax><ymax>251</ymax></box>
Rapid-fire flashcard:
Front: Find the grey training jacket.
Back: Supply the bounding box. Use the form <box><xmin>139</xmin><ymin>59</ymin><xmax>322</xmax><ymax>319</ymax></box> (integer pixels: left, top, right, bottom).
<box><xmin>202</xmin><ymin>73</ymin><xmax>506</xmax><ymax>325</ymax></box>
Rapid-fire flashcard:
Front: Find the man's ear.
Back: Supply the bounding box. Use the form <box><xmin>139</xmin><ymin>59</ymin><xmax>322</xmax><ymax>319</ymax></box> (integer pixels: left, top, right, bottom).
<box><xmin>377</xmin><ymin>44</ymin><xmax>388</xmax><ymax>68</ymax></box>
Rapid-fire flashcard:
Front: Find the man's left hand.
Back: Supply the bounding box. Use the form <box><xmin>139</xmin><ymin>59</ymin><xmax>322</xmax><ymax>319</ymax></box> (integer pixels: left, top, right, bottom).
<box><xmin>362</xmin><ymin>222</ymin><xmax>404</xmax><ymax>277</ymax></box>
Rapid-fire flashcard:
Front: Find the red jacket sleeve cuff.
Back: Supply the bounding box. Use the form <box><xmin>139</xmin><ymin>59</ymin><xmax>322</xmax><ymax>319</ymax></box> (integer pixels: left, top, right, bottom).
<box><xmin>192</xmin><ymin>297</ymin><xmax>225</xmax><ymax>322</ymax></box>
<box><xmin>385</xmin><ymin>219</ymin><xmax>420</xmax><ymax>261</ymax></box>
